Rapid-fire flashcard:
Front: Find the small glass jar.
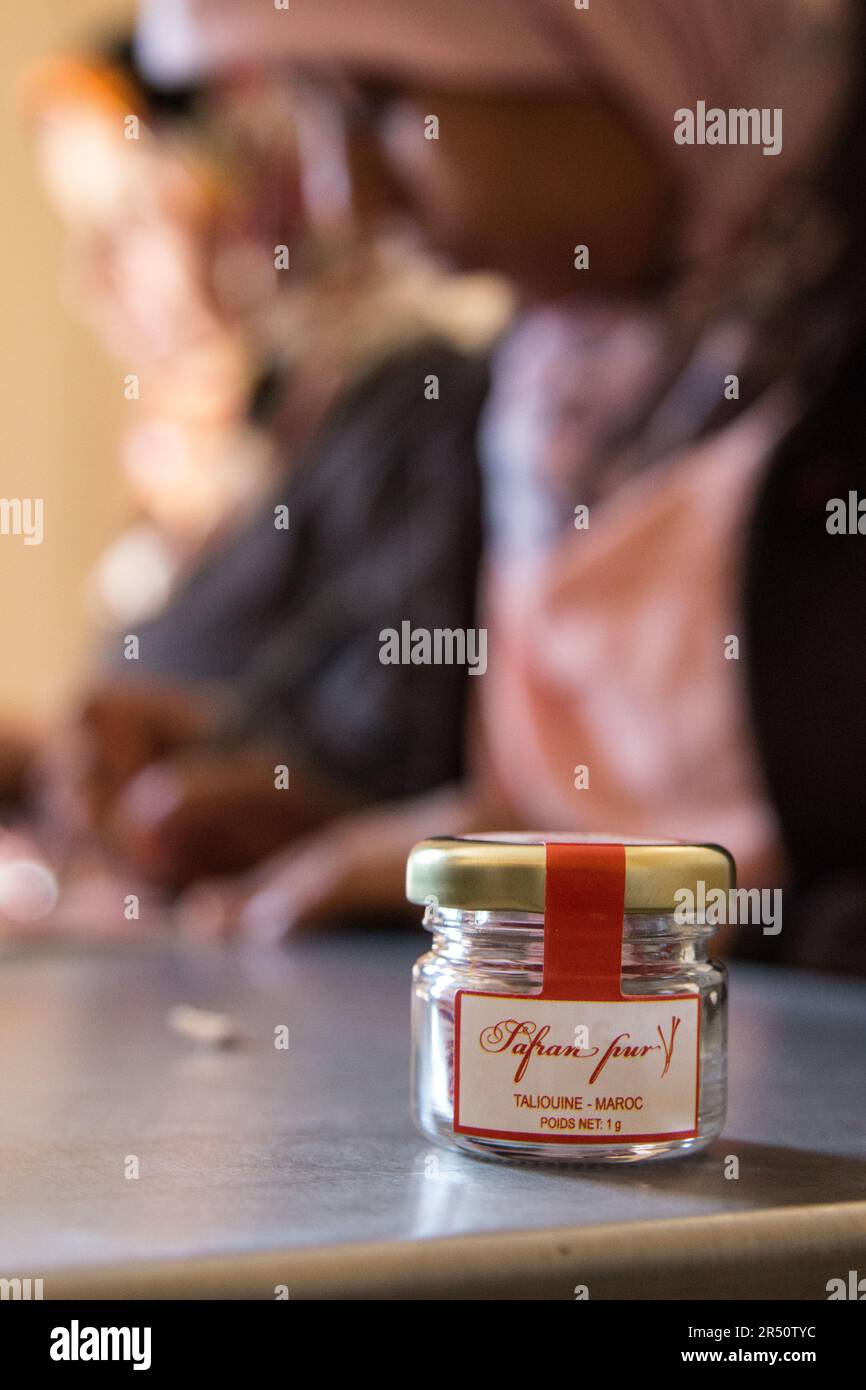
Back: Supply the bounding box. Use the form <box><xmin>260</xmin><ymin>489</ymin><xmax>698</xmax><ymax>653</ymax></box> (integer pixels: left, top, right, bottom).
<box><xmin>408</xmin><ymin>836</ymin><xmax>730</xmax><ymax>1164</ymax></box>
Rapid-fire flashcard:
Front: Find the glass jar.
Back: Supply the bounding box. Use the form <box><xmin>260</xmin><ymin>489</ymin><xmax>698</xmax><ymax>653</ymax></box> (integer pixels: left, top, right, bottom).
<box><xmin>408</xmin><ymin>836</ymin><xmax>730</xmax><ymax>1164</ymax></box>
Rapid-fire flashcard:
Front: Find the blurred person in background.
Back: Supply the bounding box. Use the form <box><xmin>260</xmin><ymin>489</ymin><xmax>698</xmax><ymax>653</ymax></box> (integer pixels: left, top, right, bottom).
<box><xmin>1</xmin><ymin>32</ymin><xmax>510</xmax><ymax>897</ymax></box>
<box><xmin>140</xmin><ymin>0</ymin><xmax>866</xmax><ymax>971</ymax></box>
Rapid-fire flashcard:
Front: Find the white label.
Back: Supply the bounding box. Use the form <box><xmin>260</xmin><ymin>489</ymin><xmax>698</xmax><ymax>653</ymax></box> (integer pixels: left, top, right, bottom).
<box><xmin>454</xmin><ymin>992</ymin><xmax>700</xmax><ymax>1143</ymax></box>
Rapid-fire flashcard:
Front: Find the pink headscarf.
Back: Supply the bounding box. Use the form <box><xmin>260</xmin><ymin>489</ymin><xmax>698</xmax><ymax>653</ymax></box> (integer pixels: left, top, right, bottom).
<box><xmin>137</xmin><ymin>0</ymin><xmax>853</xmax><ymax>257</ymax></box>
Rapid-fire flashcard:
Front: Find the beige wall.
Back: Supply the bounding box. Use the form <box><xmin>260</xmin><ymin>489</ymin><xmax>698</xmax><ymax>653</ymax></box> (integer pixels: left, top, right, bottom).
<box><xmin>0</xmin><ymin>0</ymin><xmax>134</xmax><ymax>727</ymax></box>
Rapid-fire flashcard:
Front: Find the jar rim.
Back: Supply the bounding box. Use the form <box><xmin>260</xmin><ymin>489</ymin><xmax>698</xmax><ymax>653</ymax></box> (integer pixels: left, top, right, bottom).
<box><xmin>406</xmin><ymin>834</ymin><xmax>735</xmax><ymax>914</ymax></box>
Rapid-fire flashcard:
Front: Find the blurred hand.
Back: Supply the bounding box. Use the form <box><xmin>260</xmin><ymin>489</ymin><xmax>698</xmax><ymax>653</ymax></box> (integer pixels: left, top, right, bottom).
<box><xmin>104</xmin><ymin>749</ymin><xmax>359</xmax><ymax>891</ymax></box>
<box><xmin>38</xmin><ymin>680</ymin><xmax>215</xmax><ymax>834</ymax></box>
<box><xmin>177</xmin><ymin>782</ymin><xmax>502</xmax><ymax>942</ymax></box>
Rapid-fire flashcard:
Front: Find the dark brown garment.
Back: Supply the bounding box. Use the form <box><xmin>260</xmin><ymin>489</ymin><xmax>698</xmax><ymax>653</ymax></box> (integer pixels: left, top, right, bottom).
<box><xmin>740</xmin><ymin>324</ymin><xmax>866</xmax><ymax>972</ymax></box>
<box><xmin>104</xmin><ymin>342</ymin><xmax>489</xmax><ymax>800</ymax></box>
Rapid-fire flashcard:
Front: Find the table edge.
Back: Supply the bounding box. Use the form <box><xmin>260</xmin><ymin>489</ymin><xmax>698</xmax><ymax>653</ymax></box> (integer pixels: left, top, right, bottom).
<box><xmin>41</xmin><ymin>1199</ymin><xmax>866</xmax><ymax>1301</ymax></box>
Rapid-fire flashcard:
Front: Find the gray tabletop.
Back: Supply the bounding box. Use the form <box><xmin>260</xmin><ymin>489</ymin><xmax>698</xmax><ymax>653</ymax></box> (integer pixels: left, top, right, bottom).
<box><xmin>1</xmin><ymin>926</ymin><xmax>865</xmax><ymax>1299</ymax></box>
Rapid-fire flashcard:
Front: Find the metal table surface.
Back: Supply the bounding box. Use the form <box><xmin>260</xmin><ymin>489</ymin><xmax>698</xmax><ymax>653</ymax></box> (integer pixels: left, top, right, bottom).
<box><xmin>1</xmin><ymin>926</ymin><xmax>865</xmax><ymax>1299</ymax></box>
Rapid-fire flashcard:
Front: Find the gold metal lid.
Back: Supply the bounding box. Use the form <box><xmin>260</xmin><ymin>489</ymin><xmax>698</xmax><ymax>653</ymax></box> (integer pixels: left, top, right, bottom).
<box><xmin>406</xmin><ymin>834</ymin><xmax>735</xmax><ymax>913</ymax></box>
